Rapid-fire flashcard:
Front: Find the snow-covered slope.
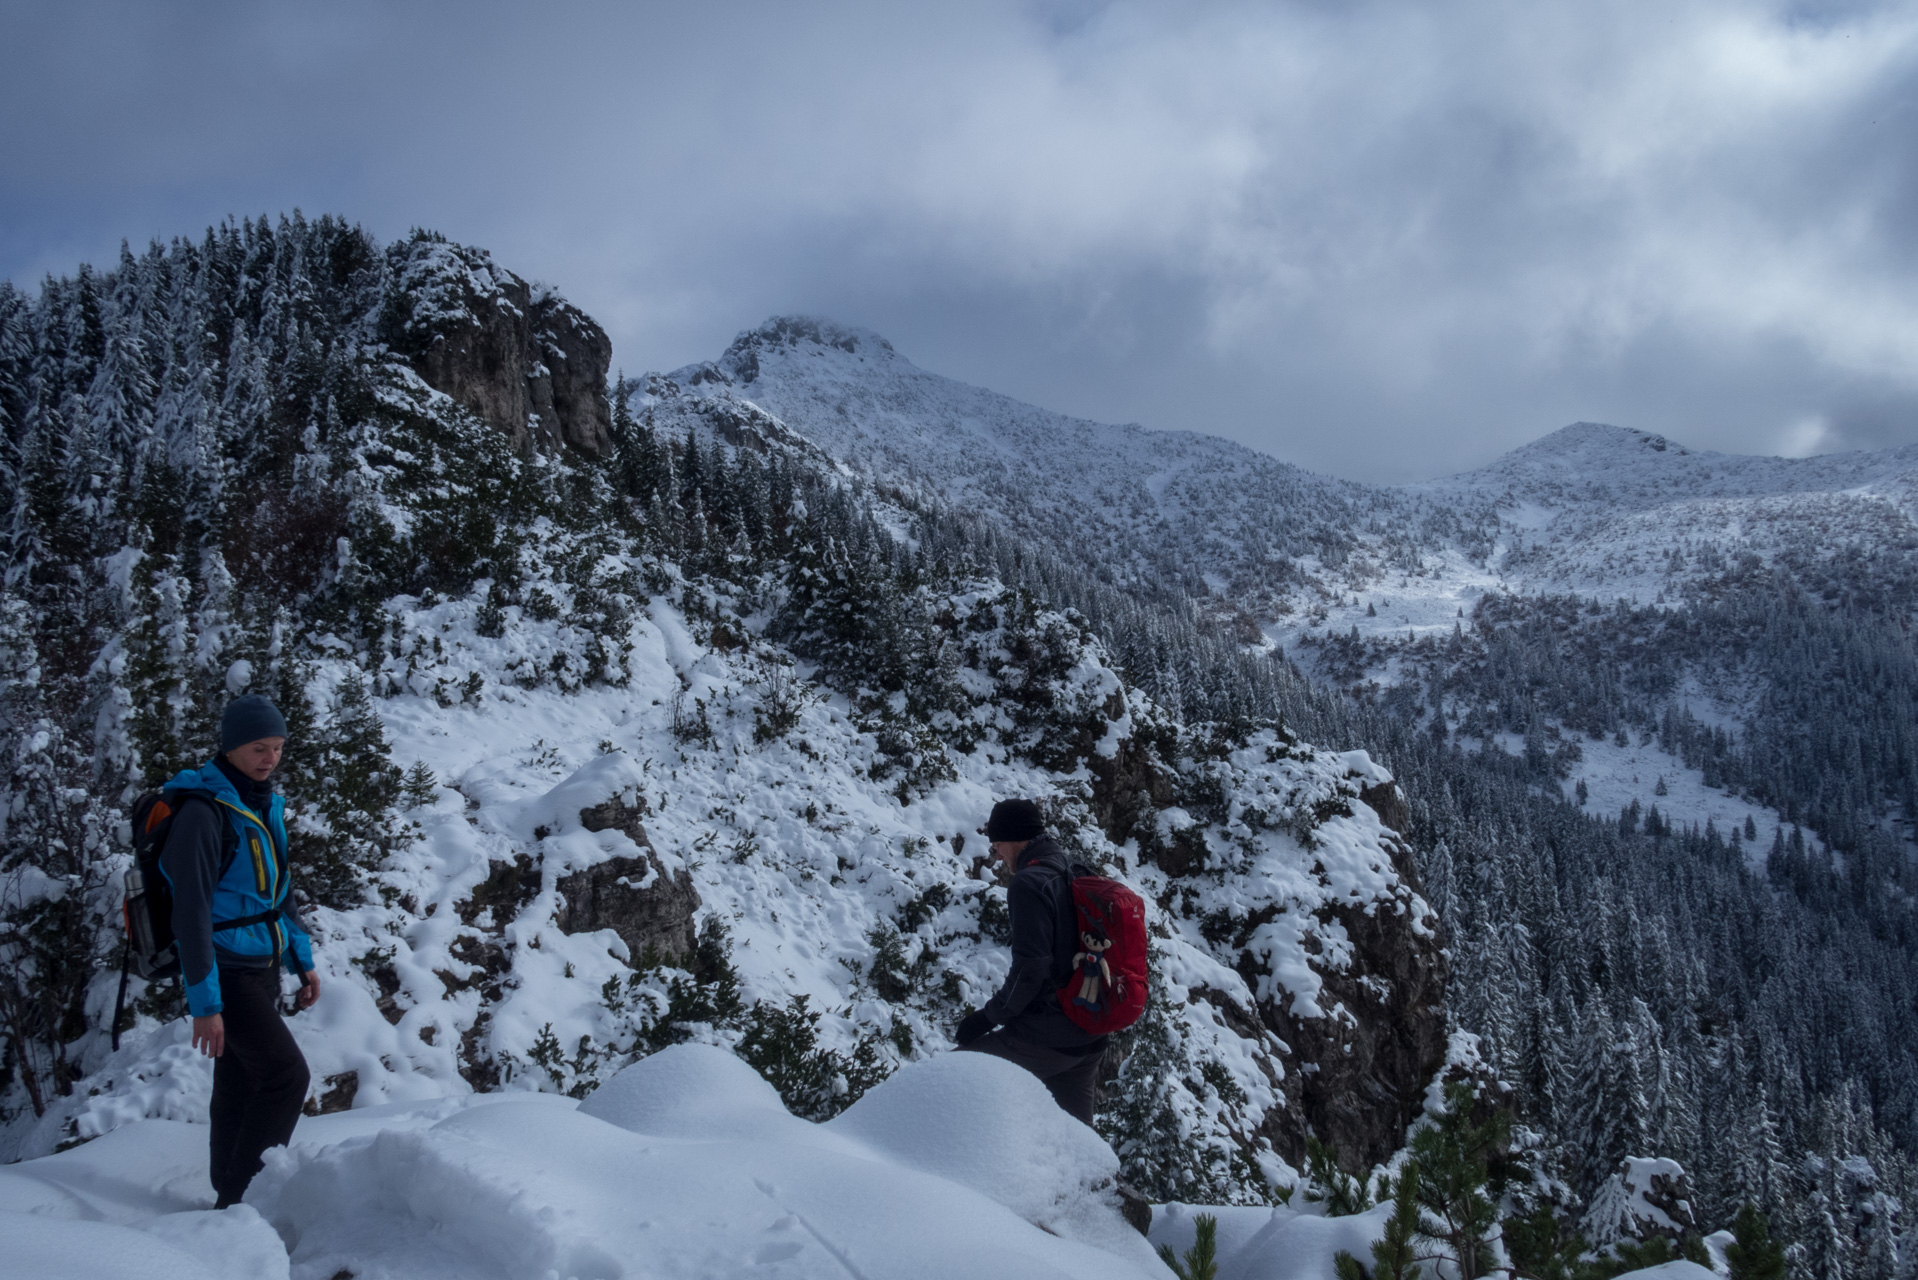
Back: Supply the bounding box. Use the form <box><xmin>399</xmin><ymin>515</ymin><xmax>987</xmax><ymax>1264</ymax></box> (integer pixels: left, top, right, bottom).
<box><xmin>666</xmin><ymin>316</ymin><xmax>1488</xmax><ymax>623</ymax></box>
<box><xmin>1414</xmin><ymin>422</ymin><xmax>1918</xmax><ymax>600</ymax></box>
<box><xmin>668</xmin><ymin>320</ymin><xmax>1918</xmax><ymax>626</ymax></box>
<box><xmin>661</xmin><ymin>319</ymin><xmax>1918</xmax><ymax>849</ymax></box>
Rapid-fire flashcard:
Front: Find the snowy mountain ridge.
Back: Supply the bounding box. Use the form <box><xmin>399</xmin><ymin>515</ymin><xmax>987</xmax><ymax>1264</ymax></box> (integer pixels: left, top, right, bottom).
<box><xmin>1428</xmin><ymin>420</ymin><xmax>1918</xmax><ymax>510</ymax></box>
<box><xmin>668</xmin><ymin>318</ymin><xmax>1918</xmax><ymax>617</ymax></box>
<box><xmin>663</xmin><ymin>317</ymin><xmax>1918</xmax><ymax>859</ymax></box>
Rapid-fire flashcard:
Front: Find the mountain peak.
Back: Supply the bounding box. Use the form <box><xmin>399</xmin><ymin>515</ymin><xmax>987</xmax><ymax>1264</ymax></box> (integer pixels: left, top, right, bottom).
<box><xmin>679</xmin><ymin>315</ymin><xmax>899</xmax><ymax>388</ymax></box>
<box><xmin>1526</xmin><ymin>421</ymin><xmax>1690</xmax><ymax>458</ymax></box>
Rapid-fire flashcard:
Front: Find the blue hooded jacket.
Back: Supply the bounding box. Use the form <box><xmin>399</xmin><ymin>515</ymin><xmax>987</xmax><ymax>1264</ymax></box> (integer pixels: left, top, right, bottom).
<box><xmin>158</xmin><ymin>759</ymin><xmax>315</xmax><ymax>1016</ymax></box>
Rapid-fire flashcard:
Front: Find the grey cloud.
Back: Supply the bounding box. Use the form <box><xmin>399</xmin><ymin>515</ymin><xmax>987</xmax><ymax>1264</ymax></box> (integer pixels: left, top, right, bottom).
<box><xmin>5</xmin><ymin>0</ymin><xmax>1917</xmax><ymax>481</ymax></box>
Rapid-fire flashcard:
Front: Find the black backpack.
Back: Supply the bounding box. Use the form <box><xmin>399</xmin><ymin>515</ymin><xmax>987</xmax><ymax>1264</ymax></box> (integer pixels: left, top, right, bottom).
<box><xmin>112</xmin><ymin>790</ymin><xmax>245</xmax><ymax>1049</ymax></box>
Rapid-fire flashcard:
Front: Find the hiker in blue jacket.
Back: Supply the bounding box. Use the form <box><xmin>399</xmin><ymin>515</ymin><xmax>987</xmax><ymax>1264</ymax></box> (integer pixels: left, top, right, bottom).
<box><xmin>160</xmin><ymin>694</ymin><xmax>319</xmax><ymax>1207</ymax></box>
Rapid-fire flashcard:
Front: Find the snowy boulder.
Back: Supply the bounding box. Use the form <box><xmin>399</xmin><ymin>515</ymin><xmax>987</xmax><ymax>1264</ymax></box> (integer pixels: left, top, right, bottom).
<box><xmin>554</xmin><ymin>796</ymin><xmax>699</xmax><ymax>964</ymax></box>
<box><xmin>522</xmin><ymin>753</ymin><xmax>700</xmax><ymax>964</ymax></box>
<box><xmin>827</xmin><ymin>1050</ymin><xmax>1158</xmax><ymax>1268</ymax></box>
<box><xmin>1583</xmin><ymin>1156</ymin><xmax>1696</xmax><ymax>1250</ymax></box>
<box><xmin>577</xmin><ymin>1042</ymin><xmax>808</xmax><ymax>1142</ymax></box>
<box><xmin>515</xmin><ymin>752</ymin><xmax>652</xmax><ymax>848</ymax></box>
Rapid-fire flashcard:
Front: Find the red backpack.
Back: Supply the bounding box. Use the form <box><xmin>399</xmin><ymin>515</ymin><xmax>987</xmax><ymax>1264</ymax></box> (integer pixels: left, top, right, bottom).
<box><xmin>1057</xmin><ymin>874</ymin><xmax>1148</xmax><ymax>1035</ymax></box>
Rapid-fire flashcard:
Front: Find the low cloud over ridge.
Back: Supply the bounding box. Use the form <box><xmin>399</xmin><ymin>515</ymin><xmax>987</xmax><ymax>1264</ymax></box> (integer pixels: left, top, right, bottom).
<box><xmin>4</xmin><ymin>0</ymin><xmax>1916</xmax><ymax>480</ymax></box>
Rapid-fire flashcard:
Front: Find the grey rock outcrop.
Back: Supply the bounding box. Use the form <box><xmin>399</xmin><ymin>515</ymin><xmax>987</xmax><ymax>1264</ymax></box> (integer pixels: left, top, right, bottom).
<box><xmin>555</xmin><ymin>796</ymin><xmax>700</xmax><ymax>965</ymax></box>
<box><xmin>1090</xmin><ymin>741</ymin><xmax>1449</xmax><ymax>1175</ymax></box>
<box><xmin>1259</xmin><ymin>838</ymin><xmax>1449</xmax><ymax>1170</ymax></box>
<box><xmin>382</xmin><ymin>233</ymin><xmax>612</xmax><ymax>455</ymax></box>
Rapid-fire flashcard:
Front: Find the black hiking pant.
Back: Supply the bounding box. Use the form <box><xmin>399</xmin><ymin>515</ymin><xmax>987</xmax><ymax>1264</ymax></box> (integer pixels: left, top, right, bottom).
<box><xmin>209</xmin><ymin>965</ymin><xmax>309</xmax><ymax>1206</ymax></box>
<box><xmin>960</xmin><ymin>1027</ymin><xmax>1105</xmax><ymax>1127</ymax></box>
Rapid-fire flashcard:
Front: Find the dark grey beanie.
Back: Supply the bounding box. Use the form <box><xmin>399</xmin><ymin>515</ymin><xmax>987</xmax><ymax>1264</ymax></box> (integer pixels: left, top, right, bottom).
<box><xmin>984</xmin><ymin>799</ymin><xmax>1044</xmax><ymax>842</ymax></box>
<box><xmin>220</xmin><ymin>695</ymin><xmax>288</xmax><ymax>752</ymax></box>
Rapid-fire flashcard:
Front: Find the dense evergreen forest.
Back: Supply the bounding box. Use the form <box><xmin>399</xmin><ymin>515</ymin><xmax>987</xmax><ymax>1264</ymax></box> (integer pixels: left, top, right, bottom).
<box><xmin>1</xmin><ymin>215</ymin><xmax>1913</xmax><ymax>1279</ymax></box>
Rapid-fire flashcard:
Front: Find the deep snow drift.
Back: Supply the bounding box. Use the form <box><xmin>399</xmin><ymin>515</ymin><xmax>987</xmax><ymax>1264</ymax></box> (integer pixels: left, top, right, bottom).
<box><xmin>0</xmin><ymin>1046</ymin><xmax>1161</xmax><ymax>1280</ymax></box>
<box><xmin>0</xmin><ymin>1046</ymin><xmax>1715</xmax><ymax>1279</ymax></box>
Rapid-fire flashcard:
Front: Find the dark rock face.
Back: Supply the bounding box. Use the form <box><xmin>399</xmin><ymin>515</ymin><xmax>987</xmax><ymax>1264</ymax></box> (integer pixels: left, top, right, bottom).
<box><xmin>1258</xmin><ymin>871</ymin><xmax>1449</xmax><ymax>1170</ymax></box>
<box><xmin>555</xmin><ymin>797</ymin><xmax>700</xmax><ymax>964</ymax></box>
<box><xmin>1277</xmin><ymin>789</ymin><xmax>1449</xmax><ymax>1168</ymax></box>
<box><xmin>383</xmin><ymin>234</ymin><xmax>613</xmax><ymax>455</ymax></box>
<box><xmin>1090</xmin><ymin>740</ymin><xmax>1449</xmax><ymax>1176</ymax></box>
<box><xmin>1360</xmin><ymin>782</ymin><xmax>1411</xmax><ymax>840</ymax></box>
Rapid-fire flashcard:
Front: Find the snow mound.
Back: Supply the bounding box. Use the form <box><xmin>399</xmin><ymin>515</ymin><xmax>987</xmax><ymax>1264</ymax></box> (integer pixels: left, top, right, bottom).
<box><xmin>576</xmin><ymin>1042</ymin><xmax>806</xmax><ymax>1141</ymax></box>
<box><xmin>0</xmin><ymin>1119</ymin><xmax>289</xmax><ymax>1280</ymax></box>
<box><xmin>135</xmin><ymin>1206</ymin><xmax>292</xmax><ymax>1280</ymax></box>
<box><xmin>248</xmin><ymin>1063</ymin><xmax>1161</xmax><ymax>1280</ymax></box>
<box><xmin>1151</xmin><ymin>1200</ymin><xmax>1396</xmax><ymax>1280</ymax></box>
<box><xmin>828</xmin><ymin>1051</ymin><xmax>1159</xmax><ymax>1268</ymax></box>
<box><xmin>1616</xmin><ymin>1263</ymin><xmax>1718</xmax><ymax>1280</ymax></box>
<box><xmin>4</xmin><ymin>1210</ymin><xmax>223</xmax><ymax>1280</ymax></box>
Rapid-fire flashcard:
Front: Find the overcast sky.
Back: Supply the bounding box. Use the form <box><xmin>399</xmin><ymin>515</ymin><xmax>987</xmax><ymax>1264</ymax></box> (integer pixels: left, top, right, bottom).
<box><xmin>4</xmin><ymin>0</ymin><xmax>1916</xmax><ymax>482</ymax></box>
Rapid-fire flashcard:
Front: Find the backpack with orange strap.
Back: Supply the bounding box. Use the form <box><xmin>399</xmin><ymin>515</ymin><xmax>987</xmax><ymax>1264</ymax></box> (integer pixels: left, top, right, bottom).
<box><xmin>111</xmin><ymin>791</ymin><xmax>240</xmax><ymax>1049</ymax></box>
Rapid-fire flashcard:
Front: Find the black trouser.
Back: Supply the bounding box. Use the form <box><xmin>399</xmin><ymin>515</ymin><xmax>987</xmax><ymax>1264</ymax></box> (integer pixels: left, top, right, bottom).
<box><xmin>960</xmin><ymin>1027</ymin><xmax>1105</xmax><ymax>1127</ymax></box>
<box><xmin>209</xmin><ymin>965</ymin><xmax>309</xmax><ymax>1206</ymax></box>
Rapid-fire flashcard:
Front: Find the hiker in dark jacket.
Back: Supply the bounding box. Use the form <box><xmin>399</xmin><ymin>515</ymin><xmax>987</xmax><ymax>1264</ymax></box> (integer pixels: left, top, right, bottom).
<box><xmin>160</xmin><ymin>694</ymin><xmax>319</xmax><ymax>1208</ymax></box>
<box><xmin>954</xmin><ymin>799</ymin><xmax>1107</xmax><ymax>1126</ymax></box>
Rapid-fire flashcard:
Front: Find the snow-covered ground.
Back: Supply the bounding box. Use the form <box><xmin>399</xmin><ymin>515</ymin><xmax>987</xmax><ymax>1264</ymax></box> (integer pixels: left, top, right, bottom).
<box><xmin>2</xmin><ymin>1045</ymin><xmax>1168</xmax><ymax>1279</ymax></box>
<box><xmin>0</xmin><ymin>1046</ymin><xmax>1716</xmax><ymax>1279</ymax></box>
<box><xmin>1553</xmin><ymin>735</ymin><xmax>1806</xmax><ymax>866</ymax></box>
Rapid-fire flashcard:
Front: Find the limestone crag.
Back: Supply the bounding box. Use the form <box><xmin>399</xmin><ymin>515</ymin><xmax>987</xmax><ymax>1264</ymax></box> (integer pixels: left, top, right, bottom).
<box><xmin>1095</xmin><ymin>739</ymin><xmax>1448</xmax><ymax>1174</ymax></box>
<box><xmin>555</xmin><ymin>796</ymin><xmax>701</xmax><ymax>964</ymax></box>
<box><xmin>1261</xmin><ymin>853</ymin><xmax>1449</xmax><ymax>1169</ymax></box>
<box><xmin>383</xmin><ymin>233</ymin><xmax>612</xmax><ymax>455</ymax></box>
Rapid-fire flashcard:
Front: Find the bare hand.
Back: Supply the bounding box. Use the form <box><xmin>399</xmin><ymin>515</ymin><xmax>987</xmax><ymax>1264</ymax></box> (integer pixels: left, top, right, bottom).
<box><xmin>295</xmin><ymin>969</ymin><xmax>321</xmax><ymax>1011</ymax></box>
<box><xmin>192</xmin><ymin>1014</ymin><xmax>225</xmax><ymax>1058</ymax></box>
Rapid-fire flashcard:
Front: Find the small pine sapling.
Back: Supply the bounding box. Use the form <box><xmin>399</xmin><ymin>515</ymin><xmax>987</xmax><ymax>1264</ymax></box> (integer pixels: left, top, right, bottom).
<box><xmin>1408</xmin><ymin>1081</ymin><xmax>1510</xmax><ymax>1280</ymax></box>
<box><xmin>1159</xmin><ymin>1213</ymin><xmax>1220</xmax><ymax>1280</ymax></box>
<box><xmin>1503</xmin><ymin>1204</ymin><xmax>1589</xmax><ymax>1280</ymax></box>
<box><xmin>1337</xmin><ymin>1162</ymin><xmax>1425</xmax><ymax>1280</ymax></box>
<box><xmin>1304</xmin><ymin>1136</ymin><xmax>1373</xmax><ymax>1217</ymax></box>
<box><xmin>1724</xmin><ymin>1204</ymin><xmax>1787</xmax><ymax>1280</ymax></box>
<box><xmin>401</xmin><ymin>760</ymin><xmax>438</xmax><ymax>808</ymax></box>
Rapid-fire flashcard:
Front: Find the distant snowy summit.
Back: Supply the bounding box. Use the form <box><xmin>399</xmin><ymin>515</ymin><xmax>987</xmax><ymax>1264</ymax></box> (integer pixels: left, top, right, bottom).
<box><xmin>644</xmin><ymin>316</ymin><xmax>1918</xmax><ymax>618</ymax></box>
<box><xmin>1424</xmin><ymin>419</ymin><xmax>1918</xmax><ymax>513</ymax></box>
<box><xmin>681</xmin><ymin>315</ymin><xmax>903</xmax><ymax>388</ymax></box>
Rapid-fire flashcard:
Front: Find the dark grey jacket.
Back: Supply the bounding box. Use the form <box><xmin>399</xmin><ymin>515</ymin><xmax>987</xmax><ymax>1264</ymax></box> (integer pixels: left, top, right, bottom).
<box><xmin>981</xmin><ymin>836</ymin><xmax>1105</xmax><ymax>1050</ymax></box>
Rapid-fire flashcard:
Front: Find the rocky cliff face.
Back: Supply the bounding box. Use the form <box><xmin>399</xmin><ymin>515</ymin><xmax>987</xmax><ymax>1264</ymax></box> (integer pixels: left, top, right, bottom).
<box><xmin>1087</xmin><ymin>722</ymin><xmax>1449</xmax><ymax>1176</ymax></box>
<box><xmin>382</xmin><ymin>232</ymin><xmax>613</xmax><ymax>455</ymax></box>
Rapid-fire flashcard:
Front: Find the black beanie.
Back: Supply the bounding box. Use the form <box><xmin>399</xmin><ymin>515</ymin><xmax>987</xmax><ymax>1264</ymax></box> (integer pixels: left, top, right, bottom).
<box><xmin>984</xmin><ymin>799</ymin><xmax>1044</xmax><ymax>842</ymax></box>
<box><xmin>220</xmin><ymin>695</ymin><xmax>289</xmax><ymax>752</ymax></box>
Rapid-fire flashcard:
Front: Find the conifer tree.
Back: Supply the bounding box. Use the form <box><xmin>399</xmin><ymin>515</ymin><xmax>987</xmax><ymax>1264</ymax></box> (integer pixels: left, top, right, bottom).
<box><xmin>281</xmin><ymin>667</ymin><xmax>401</xmax><ymax>908</ymax></box>
<box><xmin>1726</xmin><ymin>1204</ymin><xmax>1789</xmax><ymax>1280</ymax></box>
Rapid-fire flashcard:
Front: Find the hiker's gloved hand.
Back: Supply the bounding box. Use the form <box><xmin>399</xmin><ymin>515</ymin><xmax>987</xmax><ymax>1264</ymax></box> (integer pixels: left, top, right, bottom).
<box><xmin>295</xmin><ymin>969</ymin><xmax>321</xmax><ymax>1011</ymax></box>
<box><xmin>955</xmin><ymin>1011</ymin><xmax>994</xmax><ymax>1046</ymax></box>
